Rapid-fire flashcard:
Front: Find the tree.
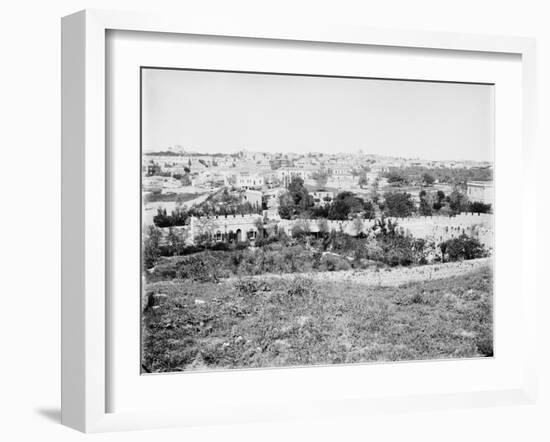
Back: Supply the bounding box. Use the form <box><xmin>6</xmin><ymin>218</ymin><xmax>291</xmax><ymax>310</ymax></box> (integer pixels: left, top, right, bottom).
<box><xmin>288</xmin><ymin>177</ymin><xmax>313</xmax><ymax>210</ymax></box>
<box><xmin>373</xmin><ymin>216</ymin><xmax>400</xmax><ymax>237</ymax></box>
<box><xmin>291</xmin><ymin>219</ymin><xmax>310</xmax><ymax>238</ymax></box>
<box><xmin>317</xmin><ymin>218</ymin><xmax>330</xmax><ymax>237</ymax></box>
<box><xmin>254</xmin><ymin>217</ymin><xmax>265</xmax><ymax>239</ymax></box>
<box><xmin>419</xmin><ymin>198</ymin><xmax>433</xmax><ymax>216</ymax></box>
<box><xmin>440</xmin><ymin>234</ymin><xmax>488</xmax><ymax>262</ymax></box>
<box><xmin>153</xmin><ymin>208</ymin><xmax>173</xmax><ymax>227</ymax></box>
<box><xmin>385</xmin><ymin>170</ymin><xmax>408</xmax><ymax>185</ymax></box>
<box><xmin>371</xmin><ymin>218</ymin><xmax>417</xmax><ymax>266</ymax></box>
<box><xmin>278</xmin><ymin>191</ymin><xmax>296</xmax><ymax>219</ymax></box>
<box><xmin>358</xmin><ymin>172</ymin><xmax>368</xmax><ymax>188</ymax></box>
<box><xmin>352</xmin><ymin>217</ymin><xmax>365</xmax><ymax>236</ymax></box>
<box><xmin>363</xmin><ymin>200</ymin><xmax>376</xmax><ymax>220</ymax></box>
<box><xmin>328</xmin><ymin>191</ymin><xmax>364</xmax><ymax>220</ymax></box>
<box><xmin>180</xmin><ymin>173</ymin><xmax>192</xmax><ymax>186</ymax></box>
<box><xmin>370</xmin><ymin>177</ymin><xmax>381</xmax><ymax>204</ymax></box>
<box><xmin>311</xmin><ymin>204</ymin><xmax>330</xmax><ymax>218</ymax></box>
<box><xmin>449</xmin><ymin>189</ymin><xmax>469</xmax><ymax>214</ymax></box>
<box><xmin>421</xmin><ymin>172</ymin><xmax>435</xmax><ymax>186</ymax></box>
<box><xmin>278</xmin><ymin>176</ymin><xmax>313</xmax><ymax>219</ymax></box>
<box><xmin>383</xmin><ymin>192</ymin><xmax>415</xmax><ymax>217</ymax></box>
<box><xmin>468</xmin><ymin>201</ymin><xmax>492</xmax><ymax>214</ymax></box>
<box><xmin>418</xmin><ymin>190</ymin><xmax>433</xmax><ymax>216</ymax></box>
<box><xmin>167</xmin><ymin>227</ymin><xmax>187</xmax><ymax>255</ymax></box>
<box><xmin>143</xmin><ymin>225</ymin><xmax>162</xmax><ymax>268</ymax></box>
<box><xmin>193</xmin><ymin>217</ymin><xmax>217</xmax><ymax>244</ymax></box>
<box><xmin>433</xmin><ymin>190</ymin><xmax>446</xmax><ymax>210</ymax></box>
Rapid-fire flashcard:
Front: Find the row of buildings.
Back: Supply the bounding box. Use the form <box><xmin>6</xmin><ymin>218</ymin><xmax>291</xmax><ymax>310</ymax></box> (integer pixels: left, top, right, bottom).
<box><xmin>142</xmin><ymin>149</ymin><xmax>494</xmax><ymax>226</ymax></box>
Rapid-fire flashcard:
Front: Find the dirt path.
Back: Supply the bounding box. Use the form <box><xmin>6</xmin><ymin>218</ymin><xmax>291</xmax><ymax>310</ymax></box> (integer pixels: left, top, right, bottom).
<box><xmin>227</xmin><ymin>258</ymin><xmax>492</xmax><ymax>287</ymax></box>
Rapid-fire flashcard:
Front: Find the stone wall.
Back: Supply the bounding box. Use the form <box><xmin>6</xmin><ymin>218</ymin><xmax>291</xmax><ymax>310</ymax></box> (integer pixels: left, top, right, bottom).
<box><xmin>158</xmin><ymin>212</ymin><xmax>493</xmax><ymax>248</ymax></box>
<box><xmin>277</xmin><ymin>213</ymin><xmax>493</xmax><ymax>248</ymax></box>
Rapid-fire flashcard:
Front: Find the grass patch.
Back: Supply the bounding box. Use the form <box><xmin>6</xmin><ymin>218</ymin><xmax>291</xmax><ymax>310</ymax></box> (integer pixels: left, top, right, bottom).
<box><xmin>142</xmin><ymin>266</ymin><xmax>493</xmax><ymax>372</ymax></box>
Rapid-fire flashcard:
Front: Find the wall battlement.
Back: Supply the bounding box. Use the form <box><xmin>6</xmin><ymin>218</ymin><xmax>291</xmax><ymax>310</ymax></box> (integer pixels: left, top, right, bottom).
<box><xmin>159</xmin><ymin>212</ymin><xmax>493</xmax><ymax>248</ymax></box>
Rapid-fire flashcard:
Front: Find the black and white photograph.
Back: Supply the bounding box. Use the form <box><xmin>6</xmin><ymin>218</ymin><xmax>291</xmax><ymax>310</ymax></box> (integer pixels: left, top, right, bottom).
<box><xmin>140</xmin><ymin>68</ymin><xmax>494</xmax><ymax>373</ymax></box>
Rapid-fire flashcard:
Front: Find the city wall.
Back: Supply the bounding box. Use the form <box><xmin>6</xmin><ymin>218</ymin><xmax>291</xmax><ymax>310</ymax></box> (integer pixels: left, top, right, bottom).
<box><xmin>158</xmin><ymin>212</ymin><xmax>493</xmax><ymax>248</ymax></box>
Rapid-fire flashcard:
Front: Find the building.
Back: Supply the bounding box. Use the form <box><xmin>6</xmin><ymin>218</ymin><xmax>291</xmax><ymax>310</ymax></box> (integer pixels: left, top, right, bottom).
<box><xmin>270</xmin><ymin>158</ymin><xmax>294</xmax><ymax>170</ymax></box>
<box><xmin>277</xmin><ymin>167</ymin><xmax>314</xmax><ymax>187</ymax></box>
<box><xmin>466</xmin><ymin>181</ymin><xmax>494</xmax><ymax>205</ymax></box>
<box><xmin>311</xmin><ymin>190</ymin><xmax>334</xmax><ymax>206</ymax></box>
<box><xmin>329</xmin><ymin>165</ymin><xmax>353</xmax><ymax>176</ymax></box>
<box><xmin>236</xmin><ymin>173</ymin><xmax>264</xmax><ymax>189</ymax></box>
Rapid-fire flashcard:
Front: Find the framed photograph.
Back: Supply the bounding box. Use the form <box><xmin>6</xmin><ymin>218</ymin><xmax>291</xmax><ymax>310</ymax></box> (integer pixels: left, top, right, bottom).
<box><xmin>61</xmin><ymin>9</ymin><xmax>537</xmax><ymax>432</ymax></box>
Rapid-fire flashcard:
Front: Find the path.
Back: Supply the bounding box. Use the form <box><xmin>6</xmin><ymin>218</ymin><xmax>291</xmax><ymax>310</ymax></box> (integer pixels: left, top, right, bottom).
<box><xmin>227</xmin><ymin>257</ymin><xmax>492</xmax><ymax>287</ymax></box>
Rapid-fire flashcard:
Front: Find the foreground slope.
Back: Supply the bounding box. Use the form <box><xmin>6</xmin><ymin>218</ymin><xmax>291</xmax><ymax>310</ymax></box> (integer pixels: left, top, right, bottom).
<box><xmin>142</xmin><ymin>264</ymin><xmax>493</xmax><ymax>372</ymax></box>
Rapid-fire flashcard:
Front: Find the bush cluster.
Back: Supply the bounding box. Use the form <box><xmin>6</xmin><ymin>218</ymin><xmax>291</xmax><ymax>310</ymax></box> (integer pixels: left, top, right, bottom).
<box><xmin>144</xmin><ymin>215</ymin><xmax>489</xmax><ymax>274</ymax></box>
<box><xmin>440</xmin><ymin>234</ymin><xmax>488</xmax><ymax>262</ymax></box>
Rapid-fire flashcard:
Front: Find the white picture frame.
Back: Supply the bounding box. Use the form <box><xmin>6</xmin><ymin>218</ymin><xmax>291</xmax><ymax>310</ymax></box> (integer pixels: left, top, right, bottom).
<box><xmin>61</xmin><ymin>9</ymin><xmax>537</xmax><ymax>433</ymax></box>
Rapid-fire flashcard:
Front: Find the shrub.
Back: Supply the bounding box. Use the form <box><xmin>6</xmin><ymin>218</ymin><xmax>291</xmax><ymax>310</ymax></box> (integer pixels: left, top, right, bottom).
<box><xmin>440</xmin><ymin>234</ymin><xmax>488</xmax><ymax>262</ymax></box>
<box><xmin>318</xmin><ymin>253</ymin><xmax>352</xmax><ymax>271</ymax></box>
<box><xmin>327</xmin><ymin>192</ymin><xmax>365</xmax><ymax>220</ymax></box>
<box><xmin>234</xmin><ymin>278</ymin><xmax>270</xmax><ymax>297</ymax></box>
<box><xmin>468</xmin><ymin>201</ymin><xmax>492</xmax><ymax>214</ymax></box>
<box><xmin>143</xmin><ymin>226</ymin><xmax>162</xmax><ymax>268</ymax></box>
<box><xmin>291</xmin><ymin>220</ymin><xmax>310</xmax><ymax>238</ymax></box>
<box><xmin>209</xmin><ymin>242</ymin><xmax>231</xmax><ymax>252</ymax></box>
<box><xmin>475</xmin><ymin>334</ymin><xmax>493</xmax><ymax>357</ymax></box>
<box><xmin>271</xmin><ymin>277</ymin><xmax>319</xmax><ymax>306</ymax></box>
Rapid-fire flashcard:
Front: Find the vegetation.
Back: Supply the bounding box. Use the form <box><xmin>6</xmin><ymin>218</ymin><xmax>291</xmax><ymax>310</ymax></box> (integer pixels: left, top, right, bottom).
<box><xmin>278</xmin><ymin>177</ymin><xmax>314</xmax><ymax>219</ymax></box>
<box><xmin>448</xmin><ymin>189</ymin><xmax>469</xmax><ymax>214</ymax></box>
<box><xmin>152</xmin><ymin>191</ymin><xmax>262</xmax><ymax>227</ymax></box>
<box><xmin>143</xmin><ymin>212</ymin><xmax>488</xmax><ymax>271</ymax></box>
<box><xmin>327</xmin><ymin>191</ymin><xmax>367</xmax><ymax>220</ymax></box>
<box><xmin>383</xmin><ymin>191</ymin><xmax>415</xmax><ymax>217</ymax></box>
<box><xmin>280</xmin><ymin>179</ymin><xmax>375</xmax><ymax>221</ymax></box>
<box><xmin>385</xmin><ymin>166</ymin><xmax>492</xmax><ymax>185</ymax></box>
<box><xmin>357</xmin><ymin>171</ymin><xmax>369</xmax><ymax>188</ymax></box>
<box><xmin>385</xmin><ymin>170</ymin><xmax>409</xmax><ymax>185</ymax></box>
<box><xmin>144</xmin><ymin>192</ymin><xmax>200</xmax><ymax>204</ymax></box>
<box><xmin>143</xmin><ymin>226</ymin><xmax>161</xmax><ymax>269</ymax></box>
<box><xmin>142</xmin><ymin>266</ymin><xmax>493</xmax><ymax>372</ymax></box>
<box><xmin>421</xmin><ymin>172</ymin><xmax>435</xmax><ymax>186</ymax></box>
<box><xmin>468</xmin><ymin>201</ymin><xmax>492</xmax><ymax>214</ymax></box>
<box><xmin>440</xmin><ymin>234</ymin><xmax>489</xmax><ymax>262</ymax></box>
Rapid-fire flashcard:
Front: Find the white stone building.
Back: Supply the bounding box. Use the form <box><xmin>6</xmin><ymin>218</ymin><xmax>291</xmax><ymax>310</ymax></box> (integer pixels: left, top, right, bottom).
<box><xmin>466</xmin><ymin>181</ymin><xmax>494</xmax><ymax>205</ymax></box>
<box><xmin>236</xmin><ymin>173</ymin><xmax>264</xmax><ymax>189</ymax></box>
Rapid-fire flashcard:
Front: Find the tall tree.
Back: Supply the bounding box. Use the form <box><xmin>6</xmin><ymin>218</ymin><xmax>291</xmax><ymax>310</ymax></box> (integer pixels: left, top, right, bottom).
<box><xmin>278</xmin><ymin>176</ymin><xmax>313</xmax><ymax>219</ymax></box>
<box><xmin>328</xmin><ymin>191</ymin><xmax>364</xmax><ymax>220</ymax></box>
<box><xmin>421</xmin><ymin>172</ymin><xmax>435</xmax><ymax>186</ymax></box>
<box><xmin>143</xmin><ymin>226</ymin><xmax>162</xmax><ymax>268</ymax></box>
<box><xmin>383</xmin><ymin>192</ymin><xmax>415</xmax><ymax>217</ymax></box>
<box><xmin>449</xmin><ymin>189</ymin><xmax>469</xmax><ymax>214</ymax></box>
<box><xmin>358</xmin><ymin>172</ymin><xmax>368</xmax><ymax>188</ymax></box>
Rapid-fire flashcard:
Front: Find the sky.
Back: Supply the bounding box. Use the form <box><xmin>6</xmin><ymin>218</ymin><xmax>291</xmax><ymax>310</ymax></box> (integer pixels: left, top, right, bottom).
<box><xmin>142</xmin><ymin>68</ymin><xmax>494</xmax><ymax>162</ymax></box>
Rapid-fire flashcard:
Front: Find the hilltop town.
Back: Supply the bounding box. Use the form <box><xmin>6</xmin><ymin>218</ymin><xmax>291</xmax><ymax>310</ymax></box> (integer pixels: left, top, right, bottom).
<box><xmin>142</xmin><ymin>146</ymin><xmax>493</xmax><ymax>249</ymax></box>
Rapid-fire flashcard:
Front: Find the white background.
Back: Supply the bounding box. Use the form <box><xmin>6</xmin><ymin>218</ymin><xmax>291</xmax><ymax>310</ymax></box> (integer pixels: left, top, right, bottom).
<box><xmin>0</xmin><ymin>1</ymin><xmax>548</xmax><ymax>441</ymax></box>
